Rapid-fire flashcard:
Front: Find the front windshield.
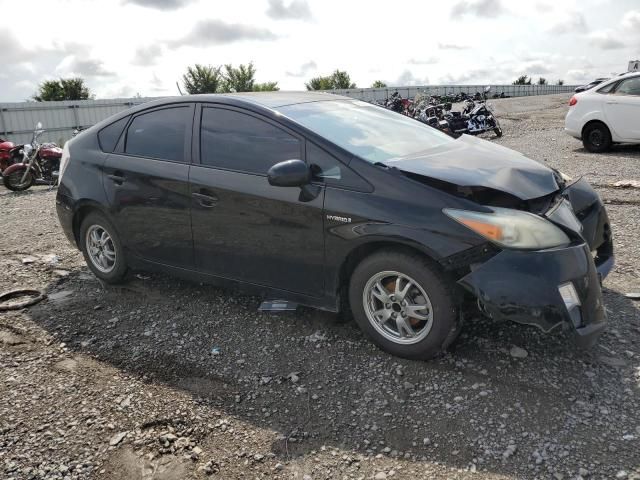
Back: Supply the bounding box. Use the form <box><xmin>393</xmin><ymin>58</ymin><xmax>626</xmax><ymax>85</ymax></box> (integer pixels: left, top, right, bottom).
<box><xmin>279</xmin><ymin>100</ymin><xmax>454</xmax><ymax>164</ymax></box>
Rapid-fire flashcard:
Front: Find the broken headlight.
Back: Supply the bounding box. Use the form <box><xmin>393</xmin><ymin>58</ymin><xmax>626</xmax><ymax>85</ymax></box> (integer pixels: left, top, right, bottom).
<box><xmin>444</xmin><ymin>207</ymin><xmax>570</xmax><ymax>250</ymax></box>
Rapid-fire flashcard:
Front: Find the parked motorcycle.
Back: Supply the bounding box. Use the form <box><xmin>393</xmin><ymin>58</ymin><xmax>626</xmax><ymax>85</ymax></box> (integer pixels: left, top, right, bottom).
<box><xmin>2</xmin><ymin>122</ymin><xmax>62</xmax><ymax>191</ymax></box>
<box><xmin>0</xmin><ymin>138</ymin><xmax>17</xmax><ymax>174</ymax></box>
<box><xmin>441</xmin><ymin>86</ymin><xmax>502</xmax><ymax>138</ymax></box>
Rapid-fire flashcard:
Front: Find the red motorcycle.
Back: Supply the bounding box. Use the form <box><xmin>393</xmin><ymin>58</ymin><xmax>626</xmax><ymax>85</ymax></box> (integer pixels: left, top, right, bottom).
<box><xmin>2</xmin><ymin>123</ymin><xmax>62</xmax><ymax>191</ymax></box>
<box><xmin>0</xmin><ymin>137</ymin><xmax>17</xmax><ymax>174</ymax></box>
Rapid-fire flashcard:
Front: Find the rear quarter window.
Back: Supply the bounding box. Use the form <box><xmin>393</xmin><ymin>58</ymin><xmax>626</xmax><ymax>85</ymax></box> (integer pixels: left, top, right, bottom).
<box><xmin>597</xmin><ymin>82</ymin><xmax>619</xmax><ymax>94</ymax></box>
<box><xmin>98</xmin><ymin>116</ymin><xmax>130</xmax><ymax>152</ymax></box>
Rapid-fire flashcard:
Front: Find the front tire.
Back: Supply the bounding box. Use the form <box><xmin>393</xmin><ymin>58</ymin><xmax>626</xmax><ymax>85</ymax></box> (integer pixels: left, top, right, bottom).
<box><xmin>3</xmin><ymin>170</ymin><xmax>33</xmax><ymax>191</ymax></box>
<box><xmin>349</xmin><ymin>251</ymin><xmax>458</xmax><ymax>360</ymax></box>
<box><xmin>80</xmin><ymin>212</ymin><xmax>127</xmax><ymax>283</ymax></box>
<box><xmin>582</xmin><ymin>122</ymin><xmax>612</xmax><ymax>153</ymax></box>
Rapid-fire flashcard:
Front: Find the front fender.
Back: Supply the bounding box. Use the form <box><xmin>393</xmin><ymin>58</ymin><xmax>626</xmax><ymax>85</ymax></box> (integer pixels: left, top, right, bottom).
<box><xmin>2</xmin><ymin>163</ymin><xmax>30</xmax><ymax>176</ymax></box>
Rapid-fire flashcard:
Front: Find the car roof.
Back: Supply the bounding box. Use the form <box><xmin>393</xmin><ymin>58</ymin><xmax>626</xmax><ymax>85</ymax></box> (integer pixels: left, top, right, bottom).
<box><xmin>85</xmin><ymin>91</ymin><xmax>356</xmax><ymax>140</ymax></box>
<box><xmin>176</xmin><ymin>91</ymin><xmax>351</xmax><ymax>108</ymax></box>
<box><xmin>585</xmin><ymin>72</ymin><xmax>640</xmax><ymax>92</ymax></box>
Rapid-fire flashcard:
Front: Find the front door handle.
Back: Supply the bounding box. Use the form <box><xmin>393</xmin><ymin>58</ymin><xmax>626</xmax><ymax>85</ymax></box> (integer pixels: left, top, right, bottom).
<box><xmin>107</xmin><ymin>174</ymin><xmax>125</xmax><ymax>185</ymax></box>
<box><xmin>192</xmin><ymin>192</ymin><xmax>218</xmax><ymax>208</ymax></box>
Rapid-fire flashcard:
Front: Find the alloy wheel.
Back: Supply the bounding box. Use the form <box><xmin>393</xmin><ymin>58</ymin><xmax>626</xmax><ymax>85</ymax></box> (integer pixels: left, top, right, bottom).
<box><xmin>362</xmin><ymin>271</ymin><xmax>434</xmax><ymax>345</ymax></box>
<box><xmin>85</xmin><ymin>224</ymin><xmax>117</xmax><ymax>273</ymax></box>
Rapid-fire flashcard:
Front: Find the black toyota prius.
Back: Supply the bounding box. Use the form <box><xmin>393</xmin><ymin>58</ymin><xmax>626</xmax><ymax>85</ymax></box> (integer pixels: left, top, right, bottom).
<box><xmin>56</xmin><ymin>92</ymin><xmax>614</xmax><ymax>360</ymax></box>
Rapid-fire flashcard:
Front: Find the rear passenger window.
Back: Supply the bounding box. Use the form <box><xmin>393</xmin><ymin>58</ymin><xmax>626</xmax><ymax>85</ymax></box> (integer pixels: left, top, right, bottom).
<box><xmin>200</xmin><ymin>107</ymin><xmax>301</xmax><ymax>174</ymax></box>
<box><xmin>98</xmin><ymin>116</ymin><xmax>129</xmax><ymax>152</ymax></box>
<box><xmin>125</xmin><ymin>107</ymin><xmax>190</xmax><ymax>161</ymax></box>
<box><xmin>615</xmin><ymin>77</ymin><xmax>640</xmax><ymax>96</ymax></box>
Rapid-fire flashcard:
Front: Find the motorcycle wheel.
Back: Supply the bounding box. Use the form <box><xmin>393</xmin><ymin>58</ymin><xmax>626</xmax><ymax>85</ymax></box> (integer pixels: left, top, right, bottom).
<box><xmin>3</xmin><ymin>170</ymin><xmax>34</xmax><ymax>191</ymax></box>
<box><xmin>494</xmin><ymin>127</ymin><xmax>503</xmax><ymax>137</ymax></box>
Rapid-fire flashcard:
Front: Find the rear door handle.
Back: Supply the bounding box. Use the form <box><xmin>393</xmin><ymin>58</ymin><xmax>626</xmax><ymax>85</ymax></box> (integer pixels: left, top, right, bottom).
<box><xmin>107</xmin><ymin>174</ymin><xmax>125</xmax><ymax>185</ymax></box>
<box><xmin>192</xmin><ymin>192</ymin><xmax>218</xmax><ymax>208</ymax></box>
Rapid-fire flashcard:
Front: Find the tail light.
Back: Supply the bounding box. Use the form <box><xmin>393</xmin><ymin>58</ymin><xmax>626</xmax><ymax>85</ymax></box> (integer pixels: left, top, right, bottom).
<box><xmin>59</xmin><ymin>141</ymin><xmax>71</xmax><ymax>182</ymax></box>
<box><xmin>569</xmin><ymin>96</ymin><xmax>578</xmax><ymax>106</ymax></box>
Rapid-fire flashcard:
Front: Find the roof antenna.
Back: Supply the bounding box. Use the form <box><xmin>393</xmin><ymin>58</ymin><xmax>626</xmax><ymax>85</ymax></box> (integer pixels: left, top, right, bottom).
<box><xmin>176</xmin><ymin>81</ymin><xmax>184</xmax><ymax>96</ymax></box>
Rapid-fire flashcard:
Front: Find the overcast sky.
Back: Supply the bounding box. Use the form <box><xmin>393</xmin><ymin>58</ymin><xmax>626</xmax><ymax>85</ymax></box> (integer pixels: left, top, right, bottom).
<box><xmin>0</xmin><ymin>0</ymin><xmax>638</xmax><ymax>102</ymax></box>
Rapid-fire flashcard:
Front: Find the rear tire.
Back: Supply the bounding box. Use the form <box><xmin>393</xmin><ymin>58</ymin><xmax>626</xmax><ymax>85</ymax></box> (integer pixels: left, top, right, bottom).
<box><xmin>80</xmin><ymin>212</ymin><xmax>127</xmax><ymax>284</ymax></box>
<box><xmin>582</xmin><ymin>122</ymin><xmax>612</xmax><ymax>153</ymax></box>
<box><xmin>3</xmin><ymin>170</ymin><xmax>33</xmax><ymax>191</ymax></box>
<box><xmin>349</xmin><ymin>251</ymin><xmax>458</xmax><ymax>360</ymax></box>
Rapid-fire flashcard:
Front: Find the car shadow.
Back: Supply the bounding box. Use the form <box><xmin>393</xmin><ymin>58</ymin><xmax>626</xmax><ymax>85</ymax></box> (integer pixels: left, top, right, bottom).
<box><xmin>24</xmin><ymin>268</ymin><xmax>640</xmax><ymax>477</ymax></box>
<box><xmin>571</xmin><ymin>143</ymin><xmax>640</xmax><ymax>160</ymax></box>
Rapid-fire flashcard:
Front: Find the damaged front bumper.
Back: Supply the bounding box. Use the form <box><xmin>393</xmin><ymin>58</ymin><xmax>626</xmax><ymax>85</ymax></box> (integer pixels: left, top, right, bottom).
<box><xmin>459</xmin><ymin>243</ymin><xmax>607</xmax><ymax>347</ymax></box>
<box><xmin>457</xmin><ymin>179</ymin><xmax>613</xmax><ymax>348</ymax></box>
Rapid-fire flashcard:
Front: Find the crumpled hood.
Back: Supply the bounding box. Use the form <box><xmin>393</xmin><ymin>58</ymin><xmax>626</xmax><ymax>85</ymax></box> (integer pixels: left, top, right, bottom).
<box><xmin>385</xmin><ymin>135</ymin><xmax>560</xmax><ymax>200</ymax></box>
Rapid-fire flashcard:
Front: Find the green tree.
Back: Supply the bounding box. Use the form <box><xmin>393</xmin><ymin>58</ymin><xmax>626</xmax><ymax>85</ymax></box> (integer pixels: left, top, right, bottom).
<box><xmin>223</xmin><ymin>63</ymin><xmax>256</xmax><ymax>92</ymax></box>
<box><xmin>557</xmin><ymin>79</ymin><xmax>565</xmax><ymax>85</ymax></box>
<box><xmin>252</xmin><ymin>82</ymin><xmax>279</xmax><ymax>91</ymax></box>
<box><xmin>330</xmin><ymin>70</ymin><xmax>356</xmax><ymax>89</ymax></box>
<box><xmin>182</xmin><ymin>64</ymin><xmax>223</xmax><ymax>94</ymax></box>
<box><xmin>305</xmin><ymin>70</ymin><xmax>357</xmax><ymax>90</ymax></box>
<box><xmin>305</xmin><ymin>75</ymin><xmax>334</xmax><ymax>90</ymax></box>
<box><xmin>34</xmin><ymin>77</ymin><xmax>91</xmax><ymax>101</ymax></box>
<box><xmin>537</xmin><ymin>77</ymin><xmax>547</xmax><ymax>85</ymax></box>
<box><xmin>371</xmin><ymin>80</ymin><xmax>387</xmax><ymax>88</ymax></box>
<box><xmin>512</xmin><ymin>75</ymin><xmax>532</xmax><ymax>85</ymax></box>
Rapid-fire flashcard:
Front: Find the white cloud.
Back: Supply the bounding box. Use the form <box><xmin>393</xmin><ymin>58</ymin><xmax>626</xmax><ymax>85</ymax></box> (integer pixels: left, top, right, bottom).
<box><xmin>451</xmin><ymin>0</ymin><xmax>506</xmax><ymax>18</ymax></box>
<box><xmin>548</xmin><ymin>12</ymin><xmax>587</xmax><ymax>34</ymax></box>
<box><xmin>393</xmin><ymin>70</ymin><xmax>429</xmax><ymax>87</ymax></box>
<box><xmin>588</xmin><ymin>30</ymin><xmax>626</xmax><ymax>50</ymax></box>
<box><xmin>622</xmin><ymin>10</ymin><xmax>640</xmax><ymax>31</ymax></box>
<box><xmin>438</xmin><ymin>43</ymin><xmax>469</xmax><ymax>50</ymax></box>
<box><xmin>0</xmin><ymin>0</ymin><xmax>637</xmax><ymax>101</ymax></box>
<box><xmin>286</xmin><ymin>60</ymin><xmax>317</xmax><ymax>77</ymax></box>
<box><xmin>266</xmin><ymin>0</ymin><xmax>312</xmax><ymax>20</ymax></box>
<box><xmin>407</xmin><ymin>57</ymin><xmax>439</xmax><ymax>65</ymax></box>
<box><xmin>520</xmin><ymin>60</ymin><xmax>554</xmax><ymax>75</ymax></box>
<box><xmin>123</xmin><ymin>0</ymin><xmax>195</xmax><ymax>10</ymax></box>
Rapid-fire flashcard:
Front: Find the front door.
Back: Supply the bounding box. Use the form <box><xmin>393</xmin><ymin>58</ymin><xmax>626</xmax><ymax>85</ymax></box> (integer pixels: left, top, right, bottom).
<box><xmin>604</xmin><ymin>76</ymin><xmax>640</xmax><ymax>140</ymax></box>
<box><xmin>103</xmin><ymin>104</ymin><xmax>195</xmax><ymax>268</ymax></box>
<box><xmin>189</xmin><ymin>105</ymin><xmax>325</xmax><ymax>296</ymax></box>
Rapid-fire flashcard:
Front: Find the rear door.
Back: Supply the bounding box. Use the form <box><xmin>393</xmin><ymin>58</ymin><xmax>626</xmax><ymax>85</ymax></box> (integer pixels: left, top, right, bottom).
<box><xmin>102</xmin><ymin>104</ymin><xmax>195</xmax><ymax>268</ymax></box>
<box><xmin>603</xmin><ymin>76</ymin><xmax>640</xmax><ymax>140</ymax></box>
<box><xmin>189</xmin><ymin>104</ymin><xmax>325</xmax><ymax>296</ymax></box>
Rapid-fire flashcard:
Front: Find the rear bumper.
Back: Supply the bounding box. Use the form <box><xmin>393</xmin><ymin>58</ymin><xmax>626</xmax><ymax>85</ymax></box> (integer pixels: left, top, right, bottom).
<box><xmin>564</xmin><ymin>108</ymin><xmax>582</xmax><ymax>139</ymax></box>
<box><xmin>55</xmin><ymin>192</ymin><xmax>77</xmax><ymax>248</ymax></box>
<box><xmin>564</xmin><ymin>127</ymin><xmax>581</xmax><ymax>139</ymax></box>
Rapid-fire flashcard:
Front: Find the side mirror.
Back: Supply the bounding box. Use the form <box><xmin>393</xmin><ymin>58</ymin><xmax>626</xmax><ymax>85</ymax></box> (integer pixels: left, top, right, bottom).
<box><xmin>267</xmin><ymin>159</ymin><xmax>310</xmax><ymax>187</ymax></box>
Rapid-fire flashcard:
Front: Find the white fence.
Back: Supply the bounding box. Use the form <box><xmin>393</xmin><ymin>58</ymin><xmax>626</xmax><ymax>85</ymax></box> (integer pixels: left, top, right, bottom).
<box><xmin>1</xmin><ymin>84</ymin><xmax>576</xmax><ymax>145</ymax></box>
<box><xmin>0</xmin><ymin>97</ymin><xmax>161</xmax><ymax>145</ymax></box>
<box><xmin>330</xmin><ymin>84</ymin><xmax>577</xmax><ymax>102</ymax></box>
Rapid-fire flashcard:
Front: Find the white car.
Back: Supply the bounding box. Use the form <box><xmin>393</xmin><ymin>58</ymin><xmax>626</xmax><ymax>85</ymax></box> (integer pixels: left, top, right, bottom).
<box><xmin>565</xmin><ymin>72</ymin><xmax>640</xmax><ymax>152</ymax></box>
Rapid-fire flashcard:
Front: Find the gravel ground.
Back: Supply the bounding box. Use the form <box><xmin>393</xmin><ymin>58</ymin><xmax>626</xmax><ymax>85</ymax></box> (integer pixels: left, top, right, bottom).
<box><xmin>1</xmin><ymin>94</ymin><xmax>639</xmax><ymax>480</ymax></box>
